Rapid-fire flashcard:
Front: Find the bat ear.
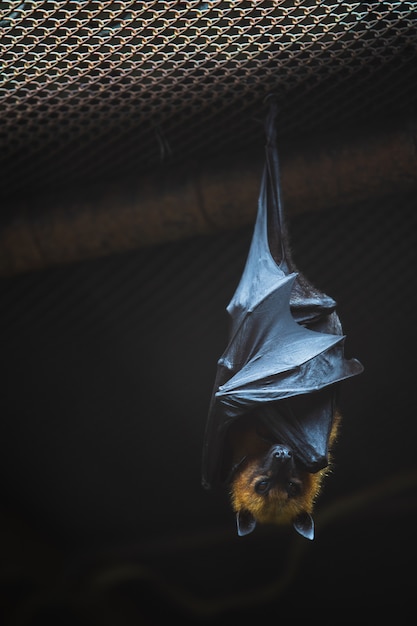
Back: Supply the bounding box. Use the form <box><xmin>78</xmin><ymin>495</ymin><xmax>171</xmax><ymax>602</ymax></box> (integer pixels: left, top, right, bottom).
<box><xmin>293</xmin><ymin>511</ymin><xmax>314</xmax><ymax>540</ymax></box>
<box><xmin>236</xmin><ymin>509</ymin><xmax>257</xmax><ymax>536</ymax></box>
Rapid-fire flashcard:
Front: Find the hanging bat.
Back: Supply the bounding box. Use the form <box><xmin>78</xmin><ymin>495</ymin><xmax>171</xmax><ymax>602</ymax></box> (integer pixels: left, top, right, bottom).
<box><xmin>201</xmin><ymin>100</ymin><xmax>363</xmax><ymax>540</ymax></box>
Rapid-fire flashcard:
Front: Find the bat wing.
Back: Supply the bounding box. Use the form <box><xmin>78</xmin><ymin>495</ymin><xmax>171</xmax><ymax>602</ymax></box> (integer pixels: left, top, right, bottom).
<box><xmin>202</xmin><ymin>101</ymin><xmax>363</xmax><ymax>489</ymax></box>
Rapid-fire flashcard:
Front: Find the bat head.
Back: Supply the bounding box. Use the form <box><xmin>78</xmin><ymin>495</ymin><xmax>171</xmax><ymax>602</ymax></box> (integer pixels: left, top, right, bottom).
<box><xmin>228</xmin><ymin>415</ymin><xmax>334</xmax><ymax>540</ymax></box>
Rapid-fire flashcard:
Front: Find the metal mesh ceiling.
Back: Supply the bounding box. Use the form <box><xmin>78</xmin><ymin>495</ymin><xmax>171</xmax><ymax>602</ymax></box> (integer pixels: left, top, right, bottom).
<box><xmin>1</xmin><ymin>1</ymin><xmax>417</xmax><ymax>200</ymax></box>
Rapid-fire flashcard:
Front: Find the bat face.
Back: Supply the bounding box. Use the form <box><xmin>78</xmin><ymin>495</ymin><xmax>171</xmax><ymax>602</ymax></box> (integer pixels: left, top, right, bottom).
<box><xmin>228</xmin><ymin>413</ymin><xmax>340</xmax><ymax>539</ymax></box>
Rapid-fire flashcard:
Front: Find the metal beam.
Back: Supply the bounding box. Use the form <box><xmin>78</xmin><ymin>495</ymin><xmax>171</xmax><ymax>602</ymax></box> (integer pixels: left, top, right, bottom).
<box><xmin>1</xmin><ymin>119</ymin><xmax>416</xmax><ymax>276</ymax></box>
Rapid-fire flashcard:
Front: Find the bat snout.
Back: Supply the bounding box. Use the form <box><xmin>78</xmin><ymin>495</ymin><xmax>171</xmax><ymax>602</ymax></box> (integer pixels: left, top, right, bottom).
<box><xmin>268</xmin><ymin>444</ymin><xmax>293</xmax><ymax>467</ymax></box>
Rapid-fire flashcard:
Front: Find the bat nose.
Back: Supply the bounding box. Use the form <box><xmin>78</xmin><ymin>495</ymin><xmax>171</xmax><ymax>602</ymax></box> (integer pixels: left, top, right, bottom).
<box><xmin>271</xmin><ymin>445</ymin><xmax>292</xmax><ymax>462</ymax></box>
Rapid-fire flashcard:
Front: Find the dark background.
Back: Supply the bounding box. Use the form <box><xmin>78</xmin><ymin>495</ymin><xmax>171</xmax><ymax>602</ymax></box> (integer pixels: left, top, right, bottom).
<box><xmin>1</xmin><ymin>187</ymin><xmax>416</xmax><ymax>624</ymax></box>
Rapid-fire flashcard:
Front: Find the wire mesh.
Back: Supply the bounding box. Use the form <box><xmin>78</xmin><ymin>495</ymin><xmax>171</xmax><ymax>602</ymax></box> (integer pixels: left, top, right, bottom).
<box><xmin>1</xmin><ymin>1</ymin><xmax>416</xmax><ymax>199</ymax></box>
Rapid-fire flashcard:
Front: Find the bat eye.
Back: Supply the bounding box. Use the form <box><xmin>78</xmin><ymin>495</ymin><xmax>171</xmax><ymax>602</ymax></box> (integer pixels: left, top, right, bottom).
<box><xmin>287</xmin><ymin>481</ymin><xmax>301</xmax><ymax>497</ymax></box>
<box><xmin>255</xmin><ymin>479</ymin><xmax>270</xmax><ymax>495</ymax></box>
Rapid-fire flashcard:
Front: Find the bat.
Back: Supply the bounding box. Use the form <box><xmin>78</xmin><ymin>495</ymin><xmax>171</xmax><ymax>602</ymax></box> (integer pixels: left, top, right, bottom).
<box><xmin>201</xmin><ymin>100</ymin><xmax>364</xmax><ymax>539</ymax></box>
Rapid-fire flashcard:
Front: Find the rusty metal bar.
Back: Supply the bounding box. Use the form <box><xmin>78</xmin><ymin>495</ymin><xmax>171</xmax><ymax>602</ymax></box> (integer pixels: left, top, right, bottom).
<box><xmin>0</xmin><ymin>119</ymin><xmax>416</xmax><ymax>276</ymax></box>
